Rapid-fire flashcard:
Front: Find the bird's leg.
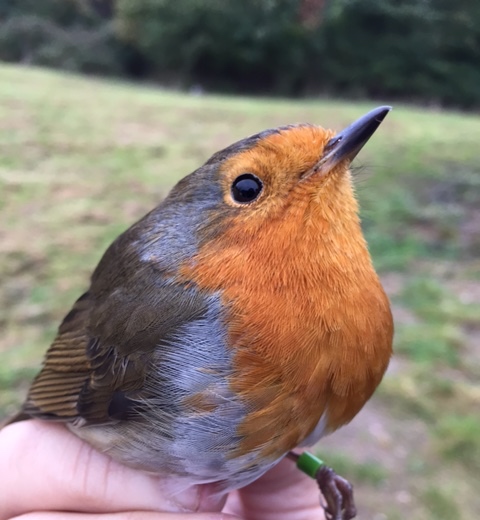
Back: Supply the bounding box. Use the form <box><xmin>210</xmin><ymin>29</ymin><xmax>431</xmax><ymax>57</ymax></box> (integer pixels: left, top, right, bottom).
<box><xmin>287</xmin><ymin>451</ymin><xmax>357</xmax><ymax>520</ymax></box>
<box><xmin>315</xmin><ymin>464</ymin><xmax>356</xmax><ymax>520</ymax></box>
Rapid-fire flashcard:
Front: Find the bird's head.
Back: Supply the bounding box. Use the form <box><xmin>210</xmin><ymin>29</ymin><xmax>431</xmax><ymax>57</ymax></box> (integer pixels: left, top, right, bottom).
<box><xmin>205</xmin><ymin>106</ymin><xmax>390</xmax><ymax>235</ymax></box>
<box><xmin>156</xmin><ymin>106</ymin><xmax>391</xmax><ymax>272</ymax></box>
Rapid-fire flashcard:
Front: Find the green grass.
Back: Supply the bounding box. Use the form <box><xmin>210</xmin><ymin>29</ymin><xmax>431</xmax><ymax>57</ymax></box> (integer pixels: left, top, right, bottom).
<box><xmin>421</xmin><ymin>487</ymin><xmax>461</xmax><ymax>520</ymax></box>
<box><xmin>1</xmin><ymin>63</ymin><xmax>479</xmax><ymax>519</ymax></box>
<box><xmin>393</xmin><ymin>277</ymin><xmax>480</xmax><ymax>367</ymax></box>
<box><xmin>316</xmin><ymin>451</ymin><xmax>388</xmax><ymax>487</ymax></box>
<box><xmin>434</xmin><ymin>414</ymin><xmax>480</xmax><ymax>472</ymax></box>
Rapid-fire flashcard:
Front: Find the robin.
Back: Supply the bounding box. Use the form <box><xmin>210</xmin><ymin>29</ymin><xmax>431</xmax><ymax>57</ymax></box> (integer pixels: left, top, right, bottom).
<box><xmin>5</xmin><ymin>106</ymin><xmax>393</xmax><ymax>520</ymax></box>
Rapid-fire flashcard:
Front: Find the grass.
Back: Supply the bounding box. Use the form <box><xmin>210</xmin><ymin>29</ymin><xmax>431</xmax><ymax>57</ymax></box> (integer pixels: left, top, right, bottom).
<box><xmin>393</xmin><ymin>277</ymin><xmax>480</xmax><ymax>367</ymax></box>
<box><xmin>316</xmin><ymin>451</ymin><xmax>388</xmax><ymax>487</ymax></box>
<box><xmin>421</xmin><ymin>487</ymin><xmax>461</xmax><ymax>520</ymax></box>
<box><xmin>1</xmin><ymin>63</ymin><xmax>479</xmax><ymax>519</ymax></box>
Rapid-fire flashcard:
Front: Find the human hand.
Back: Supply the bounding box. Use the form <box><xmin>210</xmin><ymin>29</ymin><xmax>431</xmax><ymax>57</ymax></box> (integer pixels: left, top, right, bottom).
<box><xmin>0</xmin><ymin>421</ymin><xmax>325</xmax><ymax>520</ymax></box>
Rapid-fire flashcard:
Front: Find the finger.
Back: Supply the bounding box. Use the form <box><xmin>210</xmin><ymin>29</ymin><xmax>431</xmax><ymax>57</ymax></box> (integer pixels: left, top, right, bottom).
<box><xmin>0</xmin><ymin>421</ymin><xmax>227</xmax><ymax>520</ymax></box>
<box><xmin>224</xmin><ymin>456</ymin><xmax>325</xmax><ymax>520</ymax></box>
<box><xmin>9</xmin><ymin>512</ymin><xmax>236</xmax><ymax>520</ymax></box>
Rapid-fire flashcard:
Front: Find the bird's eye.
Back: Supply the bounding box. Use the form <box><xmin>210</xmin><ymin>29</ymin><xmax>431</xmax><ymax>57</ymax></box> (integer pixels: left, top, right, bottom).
<box><xmin>231</xmin><ymin>173</ymin><xmax>263</xmax><ymax>204</ymax></box>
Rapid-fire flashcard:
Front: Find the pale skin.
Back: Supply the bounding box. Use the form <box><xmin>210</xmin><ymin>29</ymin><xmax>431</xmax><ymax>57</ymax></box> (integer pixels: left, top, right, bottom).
<box><xmin>0</xmin><ymin>421</ymin><xmax>325</xmax><ymax>520</ymax></box>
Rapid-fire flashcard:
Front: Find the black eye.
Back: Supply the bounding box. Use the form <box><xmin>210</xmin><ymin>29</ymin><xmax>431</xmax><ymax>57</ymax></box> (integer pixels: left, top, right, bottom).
<box><xmin>231</xmin><ymin>173</ymin><xmax>263</xmax><ymax>204</ymax></box>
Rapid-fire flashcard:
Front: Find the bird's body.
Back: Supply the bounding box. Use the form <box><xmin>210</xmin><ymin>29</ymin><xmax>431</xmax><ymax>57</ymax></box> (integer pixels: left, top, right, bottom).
<box><xmin>11</xmin><ymin>109</ymin><xmax>393</xmax><ymax>497</ymax></box>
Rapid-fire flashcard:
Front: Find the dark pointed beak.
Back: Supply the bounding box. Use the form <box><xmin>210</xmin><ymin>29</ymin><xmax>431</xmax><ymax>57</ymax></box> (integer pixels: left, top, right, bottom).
<box><xmin>316</xmin><ymin>106</ymin><xmax>391</xmax><ymax>174</ymax></box>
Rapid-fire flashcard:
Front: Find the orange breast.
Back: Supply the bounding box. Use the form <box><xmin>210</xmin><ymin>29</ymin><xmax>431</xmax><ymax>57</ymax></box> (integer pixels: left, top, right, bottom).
<box><xmin>180</xmin><ymin>172</ymin><xmax>393</xmax><ymax>460</ymax></box>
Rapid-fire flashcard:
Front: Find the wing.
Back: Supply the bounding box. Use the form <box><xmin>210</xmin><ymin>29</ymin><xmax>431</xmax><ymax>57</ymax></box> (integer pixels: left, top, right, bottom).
<box><xmin>23</xmin><ymin>290</ymin><xmax>95</xmax><ymax>421</ymax></box>
<box><xmin>21</xmin><ymin>258</ymin><xmax>210</xmax><ymax>425</ymax></box>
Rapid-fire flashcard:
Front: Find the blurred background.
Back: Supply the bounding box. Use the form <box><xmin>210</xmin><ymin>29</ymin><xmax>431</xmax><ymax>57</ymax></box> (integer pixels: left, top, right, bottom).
<box><xmin>0</xmin><ymin>1</ymin><xmax>479</xmax><ymax>519</ymax></box>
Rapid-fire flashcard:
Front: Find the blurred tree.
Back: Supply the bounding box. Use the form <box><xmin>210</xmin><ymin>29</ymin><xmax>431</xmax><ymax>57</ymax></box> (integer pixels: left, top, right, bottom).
<box><xmin>0</xmin><ymin>0</ymin><xmax>122</xmax><ymax>74</ymax></box>
<box><xmin>0</xmin><ymin>0</ymin><xmax>479</xmax><ymax>107</ymax></box>
<box><xmin>299</xmin><ymin>0</ymin><xmax>326</xmax><ymax>28</ymax></box>
<box><xmin>318</xmin><ymin>0</ymin><xmax>439</xmax><ymax>98</ymax></box>
<box><xmin>432</xmin><ymin>0</ymin><xmax>480</xmax><ymax>107</ymax></box>
<box><xmin>0</xmin><ymin>0</ymin><xmax>90</xmax><ymax>26</ymax></box>
<box><xmin>116</xmin><ymin>0</ymin><xmax>321</xmax><ymax>94</ymax></box>
<box><xmin>318</xmin><ymin>0</ymin><xmax>480</xmax><ymax>106</ymax></box>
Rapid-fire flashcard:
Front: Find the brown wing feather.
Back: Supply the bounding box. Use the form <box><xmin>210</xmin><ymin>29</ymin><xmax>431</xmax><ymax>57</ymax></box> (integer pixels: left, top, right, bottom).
<box><xmin>19</xmin><ymin>264</ymin><xmax>210</xmax><ymax>426</ymax></box>
<box><xmin>23</xmin><ymin>289</ymin><xmax>150</xmax><ymax>424</ymax></box>
<box><xmin>23</xmin><ymin>292</ymin><xmax>93</xmax><ymax>420</ymax></box>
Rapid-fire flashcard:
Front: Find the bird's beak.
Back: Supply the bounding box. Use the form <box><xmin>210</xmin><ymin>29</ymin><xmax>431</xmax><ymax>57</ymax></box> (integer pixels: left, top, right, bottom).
<box><xmin>313</xmin><ymin>106</ymin><xmax>391</xmax><ymax>176</ymax></box>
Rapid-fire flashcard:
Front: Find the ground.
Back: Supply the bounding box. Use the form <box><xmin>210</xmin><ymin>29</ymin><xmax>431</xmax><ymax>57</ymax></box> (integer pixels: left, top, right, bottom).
<box><xmin>0</xmin><ymin>64</ymin><xmax>479</xmax><ymax>519</ymax></box>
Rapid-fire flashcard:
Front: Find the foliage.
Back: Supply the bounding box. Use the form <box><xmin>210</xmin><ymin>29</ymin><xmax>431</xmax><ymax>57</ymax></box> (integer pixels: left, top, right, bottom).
<box><xmin>0</xmin><ymin>0</ymin><xmax>121</xmax><ymax>75</ymax></box>
<box><xmin>116</xmin><ymin>0</ymin><xmax>320</xmax><ymax>93</ymax></box>
<box><xmin>1</xmin><ymin>1</ymin><xmax>480</xmax><ymax>107</ymax></box>
<box><xmin>321</xmin><ymin>0</ymin><xmax>480</xmax><ymax>107</ymax></box>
